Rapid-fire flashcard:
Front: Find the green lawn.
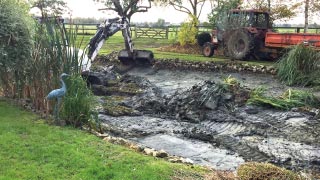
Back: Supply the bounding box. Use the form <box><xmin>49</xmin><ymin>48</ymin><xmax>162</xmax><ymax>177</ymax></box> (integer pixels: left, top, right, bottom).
<box><xmin>0</xmin><ymin>100</ymin><xmax>205</xmax><ymax>180</ymax></box>
<box><xmin>77</xmin><ymin>33</ymin><xmax>275</xmax><ymax>67</ymax></box>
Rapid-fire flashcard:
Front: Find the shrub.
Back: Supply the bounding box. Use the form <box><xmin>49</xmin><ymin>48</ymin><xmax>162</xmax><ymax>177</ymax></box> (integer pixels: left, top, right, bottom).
<box><xmin>0</xmin><ymin>0</ymin><xmax>34</xmax><ymax>98</ymax></box>
<box><xmin>178</xmin><ymin>15</ymin><xmax>199</xmax><ymax>46</ymax></box>
<box><xmin>196</xmin><ymin>32</ymin><xmax>211</xmax><ymax>46</ymax></box>
<box><xmin>62</xmin><ymin>75</ymin><xmax>100</xmax><ymax>129</ymax></box>
<box><xmin>237</xmin><ymin>162</ymin><xmax>303</xmax><ymax>180</ymax></box>
<box><xmin>277</xmin><ymin>44</ymin><xmax>320</xmax><ymax>86</ymax></box>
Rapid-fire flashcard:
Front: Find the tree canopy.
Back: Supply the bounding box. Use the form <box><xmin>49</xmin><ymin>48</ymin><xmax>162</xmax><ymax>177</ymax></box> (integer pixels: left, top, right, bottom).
<box><xmin>154</xmin><ymin>0</ymin><xmax>210</xmax><ymax>22</ymax></box>
<box><xmin>94</xmin><ymin>0</ymin><xmax>152</xmax><ymax>21</ymax></box>
<box><xmin>28</xmin><ymin>0</ymin><xmax>68</xmax><ymax>17</ymax></box>
<box><xmin>208</xmin><ymin>0</ymin><xmax>241</xmax><ymax>27</ymax></box>
<box><xmin>243</xmin><ymin>0</ymin><xmax>301</xmax><ymax>22</ymax></box>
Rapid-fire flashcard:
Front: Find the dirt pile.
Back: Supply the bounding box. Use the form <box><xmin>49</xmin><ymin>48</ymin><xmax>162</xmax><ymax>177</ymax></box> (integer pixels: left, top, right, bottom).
<box><xmin>162</xmin><ymin>80</ymin><xmax>250</xmax><ymax>122</ymax></box>
<box><xmin>118</xmin><ymin>76</ymin><xmax>251</xmax><ymax>123</ymax></box>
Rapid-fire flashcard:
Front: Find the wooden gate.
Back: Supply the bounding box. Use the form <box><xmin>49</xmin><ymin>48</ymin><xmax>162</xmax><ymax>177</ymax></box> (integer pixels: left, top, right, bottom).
<box><xmin>133</xmin><ymin>26</ymin><xmax>169</xmax><ymax>39</ymax></box>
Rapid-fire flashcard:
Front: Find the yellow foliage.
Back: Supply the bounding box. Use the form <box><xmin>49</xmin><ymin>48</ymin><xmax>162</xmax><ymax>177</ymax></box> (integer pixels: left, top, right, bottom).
<box><xmin>178</xmin><ymin>15</ymin><xmax>199</xmax><ymax>46</ymax></box>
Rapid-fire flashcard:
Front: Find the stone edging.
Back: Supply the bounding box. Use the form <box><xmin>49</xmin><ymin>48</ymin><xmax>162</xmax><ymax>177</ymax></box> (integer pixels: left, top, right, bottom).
<box><xmin>90</xmin><ymin>130</ymin><xmax>196</xmax><ymax>165</ymax></box>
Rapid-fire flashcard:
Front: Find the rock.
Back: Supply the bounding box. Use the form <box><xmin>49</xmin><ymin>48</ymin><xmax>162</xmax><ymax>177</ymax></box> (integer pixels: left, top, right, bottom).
<box><xmin>144</xmin><ymin>148</ymin><xmax>156</xmax><ymax>156</ymax></box>
<box><xmin>185</xmin><ymin>111</ymin><xmax>200</xmax><ymax>123</ymax></box>
<box><xmin>204</xmin><ymin>97</ymin><xmax>218</xmax><ymax>110</ymax></box>
<box><xmin>222</xmin><ymin>93</ymin><xmax>233</xmax><ymax>100</ymax></box>
<box><xmin>168</xmin><ymin>156</ymin><xmax>183</xmax><ymax>163</ymax></box>
<box><xmin>103</xmin><ymin>136</ymin><xmax>113</xmax><ymax>142</ymax></box>
<box><xmin>245</xmin><ymin>106</ymin><xmax>259</xmax><ymax>114</ymax></box>
<box><xmin>129</xmin><ymin>144</ymin><xmax>144</xmax><ymax>152</ymax></box>
<box><xmin>153</xmin><ymin>150</ymin><xmax>169</xmax><ymax>158</ymax></box>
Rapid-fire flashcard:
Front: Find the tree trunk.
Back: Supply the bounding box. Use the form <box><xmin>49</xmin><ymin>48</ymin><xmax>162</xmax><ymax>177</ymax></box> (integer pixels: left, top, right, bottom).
<box><xmin>304</xmin><ymin>0</ymin><xmax>309</xmax><ymax>33</ymax></box>
<box><xmin>193</xmin><ymin>0</ymin><xmax>197</xmax><ymax>17</ymax></box>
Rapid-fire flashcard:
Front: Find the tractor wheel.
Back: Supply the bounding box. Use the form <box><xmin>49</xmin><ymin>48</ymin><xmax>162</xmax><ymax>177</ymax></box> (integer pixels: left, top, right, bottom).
<box><xmin>227</xmin><ymin>30</ymin><xmax>253</xmax><ymax>60</ymax></box>
<box><xmin>203</xmin><ymin>42</ymin><xmax>214</xmax><ymax>57</ymax></box>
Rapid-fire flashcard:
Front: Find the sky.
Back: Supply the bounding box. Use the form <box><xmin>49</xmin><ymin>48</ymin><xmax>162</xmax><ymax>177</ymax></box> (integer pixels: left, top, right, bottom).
<box><xmin>29</xmin><ymin>0</ymin><xmax>319</xmax><ymax>25</ymax></box>
<box><xmin>65</xmin><ymin>0</ymin><xmax>213</xmax><ymax>24</ymax></box>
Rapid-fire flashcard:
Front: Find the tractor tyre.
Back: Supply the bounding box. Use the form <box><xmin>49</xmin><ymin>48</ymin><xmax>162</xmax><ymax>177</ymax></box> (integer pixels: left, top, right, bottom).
<box><xmin>227</xmin><ymin>30</ymin><xmax>253</xmax><ymax>60</ymax></box>
<box><xmin>203</xmin><ymin>42</ymin><xmax>214</xmax><ymax>57</ymax></box>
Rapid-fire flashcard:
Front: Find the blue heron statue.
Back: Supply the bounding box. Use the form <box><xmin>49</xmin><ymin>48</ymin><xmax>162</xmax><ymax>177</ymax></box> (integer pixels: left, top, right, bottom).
<box><xmin>46</xmin><ymin>73</ymin><xmax>69</xmax><ymax>119</ymax></box>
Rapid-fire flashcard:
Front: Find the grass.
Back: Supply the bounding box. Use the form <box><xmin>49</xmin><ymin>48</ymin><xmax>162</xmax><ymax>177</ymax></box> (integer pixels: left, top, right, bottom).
<box><xmin>237</xmin><ymin>162</ymin><xmax>303</xmax><ymax>180</ymax></box>
<box><xmin>0</xmin><ymin>100</ymin><xmax>206</xmax><ymax>179</ymax></box>
<box><xmin>248</xmin><ymin>87</ymin><xmax>320</xmax><ymax>110</ymax></box>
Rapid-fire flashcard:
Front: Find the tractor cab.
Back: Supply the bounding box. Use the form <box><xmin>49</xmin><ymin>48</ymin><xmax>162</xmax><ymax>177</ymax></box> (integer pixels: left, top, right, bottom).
<box><xmin>227</xmin><ymin>9</ymin><xmax>270</xmax><ymax>30</ymax></box>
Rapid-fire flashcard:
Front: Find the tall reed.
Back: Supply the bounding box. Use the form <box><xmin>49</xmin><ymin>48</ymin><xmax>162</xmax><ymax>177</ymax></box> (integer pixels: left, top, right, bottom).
<box><xmin>26</xmin><ymin>17</ymin><xmax>99</xmax><ymax>127</ymax></box>
<box><xmin>277</xmin><ymin>44</ymin><xmax>320</xmax><ymax>86</ymax></box>
<box><xmin>26</xmin><ymin>17</ymin><xmax>83</xmax><ymax>112</ymax></box>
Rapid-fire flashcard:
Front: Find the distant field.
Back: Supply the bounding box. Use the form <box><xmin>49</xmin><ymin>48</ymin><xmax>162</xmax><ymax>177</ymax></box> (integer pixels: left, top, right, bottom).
<box><xmin>77</xmin><ymin>32</ymin><xmax>175</xmax><ymax>55</ymax></box>
<box><xmin>276</xmin><ymin>27</ymin><xmax>320</xmax><ymax>33</ymax></box>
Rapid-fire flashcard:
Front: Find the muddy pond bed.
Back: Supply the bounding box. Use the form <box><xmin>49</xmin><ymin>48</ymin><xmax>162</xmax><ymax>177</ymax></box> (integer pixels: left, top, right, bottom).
<box><xmin>85</xmin><ymin>58</ymin><xmax>320</xmax><ymax>173</ymax></box>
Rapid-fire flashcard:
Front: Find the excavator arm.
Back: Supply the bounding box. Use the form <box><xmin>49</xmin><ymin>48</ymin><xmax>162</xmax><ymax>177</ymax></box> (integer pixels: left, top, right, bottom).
<box><xmin>87</xmin><ymin>16</ymin><xmax>154</xmax><ymax>66</ymax></box>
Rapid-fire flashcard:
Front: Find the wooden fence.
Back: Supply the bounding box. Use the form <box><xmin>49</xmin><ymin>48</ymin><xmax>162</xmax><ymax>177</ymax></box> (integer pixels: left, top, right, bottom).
<box><xmin>64</xmin><ymin>23</ymin><xmax>320</xmax><ymax>39</ymax></box>
<box><xmin>64</xmin><ymin>23</ymin><xmax>213</xmax><ymax>38</ymax></box>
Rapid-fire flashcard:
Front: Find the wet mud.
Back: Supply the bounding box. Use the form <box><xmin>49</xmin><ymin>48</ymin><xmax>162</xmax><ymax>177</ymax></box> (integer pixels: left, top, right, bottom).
<box><xmin>88</xmin><ymin>65</ymin><xmax>320</xmax><ymax>172</ymax></box>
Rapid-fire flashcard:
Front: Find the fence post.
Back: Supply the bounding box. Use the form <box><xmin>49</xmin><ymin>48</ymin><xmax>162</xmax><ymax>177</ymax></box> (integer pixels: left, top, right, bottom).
<box><xmin>165</xmin><ymin>27</ymin><xmax>168</xmax><ymax>39</ymax></box>
<box><xmin>134</xmin><ymin>26</ymin><xmax>137</xmax><ymax>38</ymax></box>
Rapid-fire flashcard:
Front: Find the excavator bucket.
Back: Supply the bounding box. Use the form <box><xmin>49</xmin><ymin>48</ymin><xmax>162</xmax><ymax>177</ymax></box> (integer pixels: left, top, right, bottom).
<box><xmin>118</xmin><ymin>49</ymin><xmax>154</xmax><ymax>66</ymax></box>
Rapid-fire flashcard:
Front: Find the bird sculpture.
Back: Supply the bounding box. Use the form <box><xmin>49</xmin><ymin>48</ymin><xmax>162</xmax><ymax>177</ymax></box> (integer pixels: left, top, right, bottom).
<box><xmin>46</xmin><ymin>73</ymin><xmax>69</xmax><ymax>120</ymax></box>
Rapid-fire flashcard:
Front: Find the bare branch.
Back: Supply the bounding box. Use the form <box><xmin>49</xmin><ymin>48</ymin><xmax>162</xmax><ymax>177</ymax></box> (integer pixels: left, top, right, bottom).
<box><xmin>111</xmin><ymin>0</ymin><xmax>124</xmax><ymax>16</ymax></box>
<box><xmin>169</xmin><ymin>2</ymin><xmax>192</xmax><ymax>14</ymax></box>
<box><xmin>197</xmin><ymin>1</ymin><xmax>205</xmax><ymax>19</ymax></box>
<box><xmin>98</xmin><ymin>7</ymin><xmax>118</xmax><ymax>11</ymax></box>
<box><xmin>124</xmin><ymin>0</ymin><xmax>139</xmax><ymax>14</ymax></box>
<box><xmin>188</xmin><ymin>0</ymin><xmax>195</xmax><ymax>8</ymax></box>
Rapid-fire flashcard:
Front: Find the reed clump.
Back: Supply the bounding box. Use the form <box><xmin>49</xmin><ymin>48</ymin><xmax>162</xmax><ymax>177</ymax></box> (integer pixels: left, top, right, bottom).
<box><xmin>248</xmin><ymin>87</ymin><xmax>320</xmax><ymax>110</ymax></box>
<box><xmin>277</xmin><ymin>44</ymin><xmax>320</xmax><ymax>86</ymax></box>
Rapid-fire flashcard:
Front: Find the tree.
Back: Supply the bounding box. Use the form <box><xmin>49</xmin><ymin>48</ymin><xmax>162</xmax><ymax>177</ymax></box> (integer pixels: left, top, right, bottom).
<box><xmin>244</xmin><ymin>0</ymin><xmax>301</xmax><ymax>23</ymax></box>
<box><xmin>208</xmin><ymin>0</ymin><xmax>241</xmax><ymax>27</ymax></box>
<box><xmin>302</xmin><ymin>0</ymin><xmax>320</xmax><ymax>32</ymax></box>
<box><xmin>304</xmin><ymin>0</ymin><xmax>309</xmax><ymax>33</ymax></box>
<box><xmin>155</xmin><ymin>0</ymin><xmax>210</xmax><ymax>23</ymax></box>
<box><xmin>94</xmin><ymin>0</ymin><xmax>152</xmax><ymax>22</ymax></box>
<box><xmin>28</xmin><ymin>0</ymin><xmax>68</xmax><ymax>17</ymax></box>
<box><xmin>155</xmin><ymin>18</ymin><xmax>166</xmax><ymax>27</ymax></box>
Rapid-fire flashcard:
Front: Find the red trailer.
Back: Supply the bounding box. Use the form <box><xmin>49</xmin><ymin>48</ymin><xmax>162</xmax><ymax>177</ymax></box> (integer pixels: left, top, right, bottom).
<box><xmin>265</xmin><ymin>32</ymin><xmax>320</xmax><ymax>48</ymax></box>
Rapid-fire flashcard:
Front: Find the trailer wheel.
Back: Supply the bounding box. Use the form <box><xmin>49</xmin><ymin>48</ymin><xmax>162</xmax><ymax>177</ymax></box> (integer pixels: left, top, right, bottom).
<box><xmin>203</xmin><ymin>42</ymin><xmax>214</xmax><ymax>57</ymax></box>
<box><xmin>227</xmin><ymin>30</ymin><xmax>253</xmax><ymax>60</ymax></box>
